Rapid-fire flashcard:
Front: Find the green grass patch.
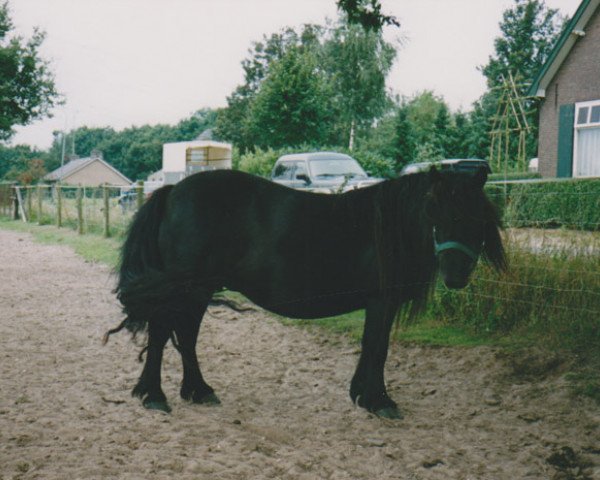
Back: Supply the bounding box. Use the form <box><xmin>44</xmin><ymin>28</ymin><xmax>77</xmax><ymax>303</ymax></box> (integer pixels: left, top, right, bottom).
<box><xmin>395</xmin><ymin>323</ymin><xmax>496</xmax><ymax>347</ymax></box>
<box><xmin>280</xmin><ymin>311</ymin><xmax>496</xmax><ymax>348</ymax></box>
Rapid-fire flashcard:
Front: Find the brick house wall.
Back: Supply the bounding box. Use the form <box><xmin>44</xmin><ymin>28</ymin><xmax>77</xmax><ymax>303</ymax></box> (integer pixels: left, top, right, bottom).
<box><xmin>537</xmin><ymin>7</ymin><xmax>600</xmax><ymax>177</ymax></box>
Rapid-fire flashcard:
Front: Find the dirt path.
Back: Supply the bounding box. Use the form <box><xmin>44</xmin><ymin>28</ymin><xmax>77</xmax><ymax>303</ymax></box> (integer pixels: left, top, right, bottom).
<box><xmin>0</xmin><ymin>229</ymin><xmax>598</xmax><ymax>480</ymax></box>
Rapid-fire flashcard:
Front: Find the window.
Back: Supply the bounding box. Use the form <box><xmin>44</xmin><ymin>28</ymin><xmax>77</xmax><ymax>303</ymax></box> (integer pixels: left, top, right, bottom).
<box><xmin>294</xmin><ymin>163</ymin><xmax>308</xmax><ymax>180</ymax></box>
<box><xmin>573</xmin><ymin>100</ymin><xmax>600</xmax><ymax>177</ymax></box>
<box><xmin>272</xmin><ymin>162</ymin><xmax>294</xmax><ymax>180</ymax></box>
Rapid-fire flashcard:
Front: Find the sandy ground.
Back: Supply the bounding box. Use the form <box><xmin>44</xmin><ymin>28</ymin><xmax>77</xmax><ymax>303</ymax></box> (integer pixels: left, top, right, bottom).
<box><xmin>0</xmin><ymin>229</ymin><xmax>598</xmax><ymax>480</ymax></box>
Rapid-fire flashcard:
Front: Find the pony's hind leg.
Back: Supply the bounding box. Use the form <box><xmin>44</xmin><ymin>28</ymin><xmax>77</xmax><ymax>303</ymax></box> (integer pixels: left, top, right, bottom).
<box><xmin>175</xmin><ymin>291</ymin><xmax>220</xmax><ymax>405</ymax></box>
<box><xmin>132</xmin><ymin>320</ymin><xmax>172</xmax><ymax>412</ymax></box>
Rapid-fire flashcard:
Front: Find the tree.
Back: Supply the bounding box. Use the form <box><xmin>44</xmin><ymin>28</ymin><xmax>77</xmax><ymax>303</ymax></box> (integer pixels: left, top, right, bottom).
<box><xmin>446</xmin><ymin>111</ymin><xmax>471</xmax><ymax>159</ymax></box>
<box><xmin>481</xmin><ymin>0</ymin><xmax>563</xmax><ymax>90</ymax></box>
<box><xmin>0</xmin><ymin>1</ymin><xmax>59</xmax><ymax>140</ymax></box>
<box><xmin>5</xmin><ymin>157</ymin><xmax>46</xmax><ymax>184</ymax></box>
<box><xmin>215</xmin><ymin>25</ymin><xmax>323</xmax><ymax>151</ymax></box>
<box><xmin>433</xmin><ymin>102</ymin><xmax>451</xmax><ymax>157</ymax></box>
<box><xmin>247</xmin><ymin>48</ymin><xmax>333</xmax><ymax>149</ymax></box>
<box><xmin>322</xmin><ymin>21</ymin><xmax>396</xmax><ymax>149</ymax></box>
<box><xmin>337</xmin><ymin>0</ymin><xmax>399</xmax><ymax>31</ymax></box>
<box><xmin>392</xmin><ymin>105</ymin><xmax>415</xmax><ymax>167</ymax></box>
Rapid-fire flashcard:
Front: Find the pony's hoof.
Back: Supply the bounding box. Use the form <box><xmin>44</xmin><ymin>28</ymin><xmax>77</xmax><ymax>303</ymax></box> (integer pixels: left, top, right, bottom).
<box><xmin>195</xmin><ymin>392</ymin><xmax>221</xmax><ymax>405</ymax></box>
<box><xmin>143</xmin><ymin>399</ymin><xmax>172</xmax><ymax>413</ymax></box>
<box><xmin>375</xmin><ymin>406</ymin><xmax>403</xmax><ymax>419</ymax></box>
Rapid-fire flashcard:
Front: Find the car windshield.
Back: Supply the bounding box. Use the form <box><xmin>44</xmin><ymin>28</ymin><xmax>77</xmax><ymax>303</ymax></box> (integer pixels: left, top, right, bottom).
<box><xmin>310</xmin><ymin>158</ymin><xmax>367</xmax><ymax>178</ymax></box>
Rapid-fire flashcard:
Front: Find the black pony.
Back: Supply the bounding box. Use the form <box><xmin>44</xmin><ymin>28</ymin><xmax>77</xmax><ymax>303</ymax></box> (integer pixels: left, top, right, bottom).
<box><xmin>109</xmin><ymin>167</ymin><xmax>505</xmax><ymax>419</ymax></box>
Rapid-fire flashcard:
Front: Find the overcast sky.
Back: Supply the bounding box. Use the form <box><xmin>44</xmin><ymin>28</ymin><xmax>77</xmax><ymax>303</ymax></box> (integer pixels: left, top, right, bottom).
<box><xmin>9</xmin><ymin>0</ymin><xmax>581</xmax><ymax>149</ymax></box>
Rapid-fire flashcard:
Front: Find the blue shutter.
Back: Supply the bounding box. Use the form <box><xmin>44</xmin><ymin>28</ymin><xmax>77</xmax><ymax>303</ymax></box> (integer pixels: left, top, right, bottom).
<box><xmin>556</xmin><ymin>104</ymin><xmax>575</xmax><ymax>178</ymax></box>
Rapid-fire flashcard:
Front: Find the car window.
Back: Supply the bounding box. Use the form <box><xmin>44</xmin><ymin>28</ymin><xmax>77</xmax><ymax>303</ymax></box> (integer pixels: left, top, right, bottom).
<box><xmin>273</xmin><ymin>162</ymin><xmax>294</xmax><ymax>180</ymax></box>
<box><xmin>309</xmin><ymin>158</ymin><xmax>366</xmax><ymax>178</ymax></box>
<box><xmin>293</xmin><ymin>162</ymin><xmax>308</xmax><ymax>179</ymax></box>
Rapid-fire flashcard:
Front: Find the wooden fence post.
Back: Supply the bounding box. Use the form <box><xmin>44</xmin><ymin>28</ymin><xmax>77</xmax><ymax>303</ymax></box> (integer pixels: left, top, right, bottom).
<box><xmin>103</xmin><ymin>184</ymin><xmax>110</xmax><ymax>237</ymax></box>
<box><xmin>56</xmin><ymin>184</ymin><xmax>62</xmax><ymax>228</ymax></box>
<box><xmin>27</xmin><ymin>187</ymin><xmax>32</xmax><ymax>222</ymax></box>
<box><xmin>14</xmin><ymin>187</ymin><xmax>27</xmax><ymax>222</ymax></box>
<box><xmin>76</xmin><ymin>186</ymin><xmax>83</xmax><ymax>234</ymax></box>
<box><xmin>136</xmin><ymin>180</ymin><xmax>144</xmax><ymax>211</ymax></box>
<box><xmin>37</xmin><ymin>184</ymin><xmax>43</xmax><ymax>225</ymax></box>
<box><xmin>12</xmin><ymin>186</ymin><xmax>18</xmax><ymax>220</ymax></box>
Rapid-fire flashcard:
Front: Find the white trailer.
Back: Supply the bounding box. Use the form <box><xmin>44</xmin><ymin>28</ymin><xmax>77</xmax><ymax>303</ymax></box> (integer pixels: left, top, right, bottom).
<box><xmin>162</xmin><ymin>140</ymin><xmax>232</xmax><ymax>184</ymax></box>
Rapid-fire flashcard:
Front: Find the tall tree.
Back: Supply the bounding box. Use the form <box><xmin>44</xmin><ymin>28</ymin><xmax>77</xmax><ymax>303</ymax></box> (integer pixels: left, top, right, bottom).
<box><xmin>392</xmin><ymin>105</ymin><xmax>415</xmax><ymax>168</ymax></box>
<box><xmin>0</xmin><ymin>1</ymin><xmax>59</xmax><ymax>140</ymax></box>
<box><xmin>215</xmin><ymin>26</ymin><xmax>323</xmax><ymax>151</ymax></box>
<box><xmin>337</xmin><ymin>0</ymin><xmax>399</xmax><ymax>31</ymax></box>
<box><xmin>247</xmin><ymin>48</ymin><xmax>332</xmax><ymax>149</ymax></box>
<box><xmin>481</xmin><ymin>0</ymin><xmax>563</xmax><ymax>90</ymax></box>
<box><xmin>323</xmin><ymin>21</ymin><xmax>396</xmax><ymax>149</ymax></box>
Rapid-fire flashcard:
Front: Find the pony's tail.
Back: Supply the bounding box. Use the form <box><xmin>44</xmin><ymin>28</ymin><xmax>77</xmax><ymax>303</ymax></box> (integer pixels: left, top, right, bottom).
<box><xmin>114</xmin><ymin>185</ymin><xmax>174</xmax><ymax>334</ymax></box>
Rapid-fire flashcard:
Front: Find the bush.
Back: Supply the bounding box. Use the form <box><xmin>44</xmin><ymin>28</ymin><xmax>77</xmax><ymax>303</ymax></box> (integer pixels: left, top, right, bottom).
<box><xmin>350</xmin><ymin>149</ymin><xmax>395</xmax><ymax>178</ymax></box>
<box><xmin>488</xmin><ymin>171</ymin><xmax>541</xmax><ymax>182</ymax></box>
<box><xmin>237</xmin><ymin>148</ymin><xmax>282</xmax><ymax>177</ymax></box>
<box><xmin>494</xmin><ymin>178</ymin><xmax>600</xmax><ymax>231</ymax></box>
<box><xmin>427</xmin><ymin>240</ymin><xmax>600</xmax><ymax>359</ymax></box>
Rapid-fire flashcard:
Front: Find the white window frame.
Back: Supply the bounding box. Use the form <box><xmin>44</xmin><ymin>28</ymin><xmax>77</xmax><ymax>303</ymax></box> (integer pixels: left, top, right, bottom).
<box><xmin>573</xmin><ymin>99</ymin><xmax>600</xmax><ymax>177</ymax></box>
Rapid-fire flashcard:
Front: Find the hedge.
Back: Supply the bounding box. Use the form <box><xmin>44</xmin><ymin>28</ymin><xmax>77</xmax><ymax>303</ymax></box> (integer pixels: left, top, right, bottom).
<box><xmin>486</xmin><ymin>178</ymin><xmax>600</xmax><ymax>231</ymax></box>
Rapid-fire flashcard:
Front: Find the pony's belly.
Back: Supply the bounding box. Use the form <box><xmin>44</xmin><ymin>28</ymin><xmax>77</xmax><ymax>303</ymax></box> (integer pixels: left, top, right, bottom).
<box><xmin>241</xmin><ymin>288</ymin><xmax>367</xmax><ymax>320</ymax></box>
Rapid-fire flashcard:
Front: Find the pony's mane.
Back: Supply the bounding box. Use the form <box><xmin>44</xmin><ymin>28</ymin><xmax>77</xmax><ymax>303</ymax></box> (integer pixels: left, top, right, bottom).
<box><xmin>370</xmin><ymin>170</ymin><xmax>505</xmax><ymax>322</ymax></box>
<box><xmin>371</xmin><ymin>172</ymin><xmax>437</xmax><ymax>321</ymax></box>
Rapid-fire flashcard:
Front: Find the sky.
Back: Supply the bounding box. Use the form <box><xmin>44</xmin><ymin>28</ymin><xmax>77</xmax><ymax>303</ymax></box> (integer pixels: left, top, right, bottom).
<box><xmin>8</xmin><ymin>0</ymin><xmax>582</xmax><ymax>149</ymax></box>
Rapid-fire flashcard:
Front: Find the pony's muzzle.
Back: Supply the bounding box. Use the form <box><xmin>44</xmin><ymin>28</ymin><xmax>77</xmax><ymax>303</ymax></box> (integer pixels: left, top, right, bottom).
<box><xmin>441</xmin><ymin>274</ymin><xmax>469</xmax><ymax>290</ymax></box>
<box><xmin>438</xmin><ymin>250</ymin><xmax>478</xmax><ymax>289</ymax></box>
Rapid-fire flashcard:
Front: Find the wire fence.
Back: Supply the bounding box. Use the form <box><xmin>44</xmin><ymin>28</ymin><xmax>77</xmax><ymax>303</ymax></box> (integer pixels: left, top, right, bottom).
<box><xmin>0</xmin><ymin>179</ymin><xmax>599</xmax><ymax>356</ymax></box>
<box><xmin>1</xmin><ymin>182</ymin><xmax>144</xmax><ymax>238</ymax></box>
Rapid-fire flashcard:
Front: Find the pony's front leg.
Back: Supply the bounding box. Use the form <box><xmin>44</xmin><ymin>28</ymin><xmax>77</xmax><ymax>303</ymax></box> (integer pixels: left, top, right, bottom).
<box><xmin>132</xmin><ymin>321</ymin><xmax>171</xmax><ymax>412</ymax></box>
<box><xmin>350</xmin><ymin>298</ymin><xmax>401</xmax><ymax>419</ymax></box>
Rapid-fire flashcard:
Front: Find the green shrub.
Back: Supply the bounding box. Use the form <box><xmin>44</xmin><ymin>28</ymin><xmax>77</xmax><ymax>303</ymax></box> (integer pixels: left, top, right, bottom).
<box><xmin>427</xmin><ymin>240</ymin><xmax>600</xmax><ymax>359</ymax></box>
<box><xmin>488</xmin><ymin>171</ymin><xmax>541</xmax><ymax>182</ymax></box>
<box><xmin>238</xmin><ymin>148</ymin><xmax>282</xmax><ymax>177</ymax></box>
<box><xmin>486</xmin><ymin>178</ymin><xmax>600</xmax><ymax>231</ymax></box>
<box><xmin>350</xmin><ymin>149</ymin><xmax>395</xmax><ymax>178</ymax></box>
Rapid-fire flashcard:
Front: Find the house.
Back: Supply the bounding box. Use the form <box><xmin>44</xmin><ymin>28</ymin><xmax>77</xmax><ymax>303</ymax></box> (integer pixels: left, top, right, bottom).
<box><xmin>528</xmin><ymin>0</ymin><xmax>600</xmax><ymax>178</ymax></box>
<box><xmin>44</xmin><ymin>150</ymin><xmax>131</xmax><ymax>186</ymax></box>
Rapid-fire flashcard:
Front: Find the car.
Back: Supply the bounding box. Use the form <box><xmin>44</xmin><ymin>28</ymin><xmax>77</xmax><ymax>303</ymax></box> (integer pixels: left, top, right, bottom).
<box><xmin>400</xmin><ymin>158</ymin><xmax>492</xmax><ymax>175</ymax></box>
<box><xmin>117</xmin><ymin>190</ymin><xmax>139</xmax><ymax>212</ymax></box>
<box><xmin>271</xmin><ymin>151</ymin><xmax>382</xmax><ymax>193</ymax></box>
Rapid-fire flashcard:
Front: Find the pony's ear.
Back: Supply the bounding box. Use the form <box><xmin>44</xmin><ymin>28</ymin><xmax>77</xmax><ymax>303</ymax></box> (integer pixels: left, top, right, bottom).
<box><xmin>429</xmin><ymin>165</ymin><xmax>441</xmax><ymax>183</ymax></box>
<box><xmin>472</xmin><ymin>166</ymin><xmax>488</xmax><ymax>189</ymax></box>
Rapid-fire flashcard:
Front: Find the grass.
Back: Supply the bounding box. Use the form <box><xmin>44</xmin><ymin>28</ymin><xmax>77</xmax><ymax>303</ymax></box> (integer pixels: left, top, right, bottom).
<box><xmin>1</xmin><ymin>217</ymin><xmax>598</xmax><ymax>403</ymax></box>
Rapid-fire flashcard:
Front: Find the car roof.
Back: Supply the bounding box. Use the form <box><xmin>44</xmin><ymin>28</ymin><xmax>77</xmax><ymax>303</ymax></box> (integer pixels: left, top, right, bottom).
<box><xmin>276</xmin><ymin>152</ymin><xmax>354</xmax><ymax>162</ymax></box>
<box><xmin>401</xmin><ymin>158</ymin><xmax>491</xmax><ymax>174</ymax></box>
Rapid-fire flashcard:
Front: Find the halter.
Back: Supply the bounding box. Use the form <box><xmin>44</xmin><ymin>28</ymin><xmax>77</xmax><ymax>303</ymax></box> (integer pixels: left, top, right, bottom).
<box><xmin>433</xmin><ymin>227</ymin><xmax>481</xmax><ymax>262</ymax></box>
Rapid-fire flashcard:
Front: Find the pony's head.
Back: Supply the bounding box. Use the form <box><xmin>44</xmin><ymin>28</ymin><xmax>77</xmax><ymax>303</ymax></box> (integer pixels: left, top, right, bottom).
<box><xmin>425</xmin><ymin>166</ymin><xmax>506</xmax><ymax>289</ymax></box>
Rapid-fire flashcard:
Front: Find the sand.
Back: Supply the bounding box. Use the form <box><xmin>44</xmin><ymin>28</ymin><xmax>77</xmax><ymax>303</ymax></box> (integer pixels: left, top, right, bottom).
<box><xmin>0</xmin><ymin>228</ymin><xmax>598</xmax><ymax>480</ymax></box>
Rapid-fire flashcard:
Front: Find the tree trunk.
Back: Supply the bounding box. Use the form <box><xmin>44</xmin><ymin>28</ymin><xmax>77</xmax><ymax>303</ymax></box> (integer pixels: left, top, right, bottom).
<box><xmin>348</xmin><ymin>119</ymin><xmax>356</xmax><ymax>151</ymax></box>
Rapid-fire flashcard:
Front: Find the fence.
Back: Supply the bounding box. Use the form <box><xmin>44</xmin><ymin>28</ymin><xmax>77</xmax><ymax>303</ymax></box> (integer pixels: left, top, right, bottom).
<box><xmin>1</xmin><ymin>183</ymin><xmax>145</xmax><ymax>238</ymax></box>
<box><xmin>0</xmin><ymin>178</ymin><xmax>599</xmax><ymax>382</ymax></box>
